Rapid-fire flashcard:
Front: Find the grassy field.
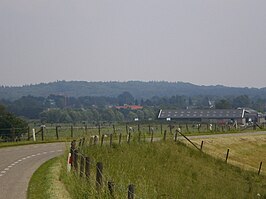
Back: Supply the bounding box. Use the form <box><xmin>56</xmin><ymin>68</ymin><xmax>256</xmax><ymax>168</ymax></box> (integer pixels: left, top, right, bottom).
<box><xmin>188</xmin><ymin>134</ymin><xmax>266</xmax><ymax>175</ymax></box>
<box><xmin>60</xmin><ymin>140</ymin><xmax>266</xmax><ymax>199</ymax></box>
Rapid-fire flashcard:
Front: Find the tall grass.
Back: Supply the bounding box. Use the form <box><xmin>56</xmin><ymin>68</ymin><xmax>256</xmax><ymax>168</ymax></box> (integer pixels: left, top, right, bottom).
<box><xmin>60</xmin><ymin>140</ymin><xmax>266</xmax><ymax>198</ymax></box>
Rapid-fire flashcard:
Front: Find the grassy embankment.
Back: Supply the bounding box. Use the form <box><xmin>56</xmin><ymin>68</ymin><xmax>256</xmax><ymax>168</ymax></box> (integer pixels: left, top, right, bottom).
<box><xmin>60</xmin><ymin>140</ymin><xmax>266</xmax><ymax>198</ymax></box>
<box><xmin>28</xmin><ymin>157</ymin><xmax>71</xmax><ymax>199</ymax></box>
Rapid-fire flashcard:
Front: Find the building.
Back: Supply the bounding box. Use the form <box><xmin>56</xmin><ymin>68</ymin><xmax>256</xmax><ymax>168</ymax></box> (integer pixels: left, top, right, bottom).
<box><xmin>115</xmin><ymin>105</ymin><xmax>143</xmax><ymax>110</ymax></box>
<box><xmin>158</xmin><ymin>108</ymin><xmax>264</xmax><ymax>125</ymax></box>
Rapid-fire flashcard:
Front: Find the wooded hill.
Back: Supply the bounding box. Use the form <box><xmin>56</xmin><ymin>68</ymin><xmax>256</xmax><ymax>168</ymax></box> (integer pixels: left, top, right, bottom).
<box><xmin>1</xmin><ymin>81</ymin><xmax>266</xmax><ymax>101</ymax></box>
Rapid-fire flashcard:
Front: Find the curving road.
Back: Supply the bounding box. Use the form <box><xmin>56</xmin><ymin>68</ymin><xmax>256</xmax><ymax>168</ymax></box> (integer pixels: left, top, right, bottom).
<box><xmin>0</xmin><ymin>142</ymin><xmax>68</xmax><ymax>199</ymax></box>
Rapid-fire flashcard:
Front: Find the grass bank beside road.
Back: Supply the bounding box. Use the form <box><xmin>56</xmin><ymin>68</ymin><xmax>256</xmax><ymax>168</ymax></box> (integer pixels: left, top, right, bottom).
<box><xmin>61</xmin><ymin>140</ymin><xmax>266</xmax><ymax>198</ymax></box>
<box><xmin>27</xmin><ymin>156</ymin><xmax>71</xmax><ymax>199</ymax></box>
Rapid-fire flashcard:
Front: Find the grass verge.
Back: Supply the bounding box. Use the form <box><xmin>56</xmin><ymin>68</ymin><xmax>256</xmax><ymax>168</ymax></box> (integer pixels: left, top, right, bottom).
<box><xmin>27</xmin><ymin>156</ymin><xmax>71</xmax><ymax>199</ymax></box>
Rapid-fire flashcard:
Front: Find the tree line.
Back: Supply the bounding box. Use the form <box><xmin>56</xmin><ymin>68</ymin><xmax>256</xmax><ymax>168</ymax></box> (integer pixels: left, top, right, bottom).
<box><xmin>0</xmin><ymin>92</ymin><xmax>265</xmax><ymax>123</ymax></box>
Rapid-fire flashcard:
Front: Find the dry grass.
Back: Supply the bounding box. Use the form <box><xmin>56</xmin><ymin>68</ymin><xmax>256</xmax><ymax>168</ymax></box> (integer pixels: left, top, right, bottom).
<box><xmin>187</xmin><ymin>134</ymin><xmax>266</xmax><ymax>175</ymax></box>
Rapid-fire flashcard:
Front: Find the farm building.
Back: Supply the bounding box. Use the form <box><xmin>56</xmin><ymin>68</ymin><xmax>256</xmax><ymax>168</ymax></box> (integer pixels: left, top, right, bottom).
<box><xmin>157</xmin><ymin>108</ymin><xmax>264</xmax><ymax>125</ymax></box>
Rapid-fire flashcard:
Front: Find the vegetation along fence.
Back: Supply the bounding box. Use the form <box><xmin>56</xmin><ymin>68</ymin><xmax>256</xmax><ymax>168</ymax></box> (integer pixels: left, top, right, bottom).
<box><xmin>65</xmin><ymin>128</ymin><xmax>264</xmax><ymax>198</ymax></box>
<box><xmin>1</xmin><ymin>121</ymin><xmax>265</xmax><ymax>143</ymax></box>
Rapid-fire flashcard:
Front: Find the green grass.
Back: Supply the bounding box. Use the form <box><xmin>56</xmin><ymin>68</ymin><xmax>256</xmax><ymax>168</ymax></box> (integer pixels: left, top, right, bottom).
<box><xmin>28</xmin><ymin>157</ymin><xmax>58</xmax><ymax>199</ymax></box>
<box><xmin>27</xmin><ymin>156</ymin><xmax>71</xmax><ymax>199</ymax></box>
<box><xmin>61</xmin><ymin>140</ymin><xmax>266</xmax><ymax>198</ymax></box>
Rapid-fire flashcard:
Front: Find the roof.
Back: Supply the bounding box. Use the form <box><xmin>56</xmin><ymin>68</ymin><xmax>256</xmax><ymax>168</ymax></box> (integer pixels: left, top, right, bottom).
<box><xmin>158</xmin><ymin>109</ymin><xmax>244</xmax><ymax>119</ymax></box>
<box><xmin>115</xmin><ymin>105</ymin><xmax>143</xmax><ymax>110</ymax></box>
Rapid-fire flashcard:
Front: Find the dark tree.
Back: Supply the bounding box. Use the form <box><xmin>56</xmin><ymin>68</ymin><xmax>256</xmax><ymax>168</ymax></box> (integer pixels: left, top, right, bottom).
<box><xmin>0</xmin><ymin>104</ymin><xmax>28</xmax><ymax>141</ymax></box>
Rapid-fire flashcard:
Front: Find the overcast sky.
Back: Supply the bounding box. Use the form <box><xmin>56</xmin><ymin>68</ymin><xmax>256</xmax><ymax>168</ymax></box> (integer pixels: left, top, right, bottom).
<box><xmin>0</xmin><ymin>0</ymin><xmax>266</xmax><ymax>88</ymax></box>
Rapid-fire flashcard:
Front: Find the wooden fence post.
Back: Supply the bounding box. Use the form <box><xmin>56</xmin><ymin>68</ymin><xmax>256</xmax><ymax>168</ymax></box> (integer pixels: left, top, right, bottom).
<box><xmin>82</xmin><ymin>137</ymin><xmax>85</xmax><ymax>146</ymax></box>
<box><xmin>160</xmin><ymin>124</ymin><xmax>163</xmax><ymax>134</ymax></box>
<box><xmin>96</xmin><ymin>162</ymin><xmax>103</xmax><ymax>190</ymax></box>
<box><xmin>163</xmin><ymin>130</ymin><xmax>167</xmax><ymax>141</ymax></box>
<box><xmin>56</xmin><ymin>126</ymin><xmax>59</xmax><ymax>140</ymax></box>
<box><xmin>128</xmin><ymin>184</ymin><xmax>135</xmax><ymax>199</ymax></box>
<box><xmin>113</xmin><ymin>125</ymin><xmax>116</xmax><ymax>135</ymax></box>
<box><xmin>108</xmin><ymin>181</ymin><xmax>115</xmax><ymax>198</ymax></box>
<box><xmin>98</xmin><ymin>124</ymin><xmax>101</xmax><ymax>137</ymax></box>
<box><xmin>150</xmin><ymin>129</ymin><xmax>154</xmax><ymax>143</ymax></box>
<box><xmin>71</xmin><ymin>125</ymin><xmax>74</xmax><ymax>138</ymax></box>
<box><xmin>80</xmin><ymin>156</ymin><xmax>84</xmax><ymax>177</ymax></box>
<box><xmin>101</xmin><ymin>134</ymin><xmax>104</xmax><ymax>146</ymax></box>
<box><xmin>174</xmin><ymin>130</ymin><xmax>178</xmax><ymax>142</ymax></box>
<box><xmin>73</xmin><ymin>149</ymin><xmax>78</xmax><ymax>171</ymax></box>
<box><xmin>200</xmin><ymin>141</ymin><xmax>204</xmax><ymax>151</ymax></box>
<box><xmin>41</xmin><ymin>126</ymin><xmax>44</xmax><ymax>141</ymax></box>
<box><xmin>85</xmin><ymin>157</ymin><xmax>90</xmax><ymax>179</ymax></box>
<box><xmin>126</xmin><ymin>124</ymin><xmax>129</xmax><ymax>134</ymax></box>
<box><xmin>127</xmin><ymin>132</ymin><xmax>131</xmax><ymax>144</ymax></box>
<box><xmin>225</xmin><ymin>149</ymin><xmax>230</xmax><ymax>163</ymax></box>
<box><xmin>27</xmin><ymin>126</ymin><xmax>30</xmax><ymax>140</ymax></box>
<box><xmin>258</xmin><ymin>161</ymin><xmax>263</xmax><ymax>175</ymax></box>
<box><xmin>138</xmin><ymin>131</ymin><xmax>141</xmax><ymax>142</ymax></box>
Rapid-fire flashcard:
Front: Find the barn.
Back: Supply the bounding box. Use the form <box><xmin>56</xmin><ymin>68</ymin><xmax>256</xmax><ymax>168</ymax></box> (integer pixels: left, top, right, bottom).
<box><xmin>157</xmin><ymin>108</ymin><xmax>262</xmax><ymax>125</ymax></box>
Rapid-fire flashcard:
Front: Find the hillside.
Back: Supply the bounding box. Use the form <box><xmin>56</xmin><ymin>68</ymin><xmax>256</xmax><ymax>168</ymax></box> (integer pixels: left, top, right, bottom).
<box><xmin>0</xmin><ymin>80</ymin><xmax>266</xmax><ymax>100</ymax></box>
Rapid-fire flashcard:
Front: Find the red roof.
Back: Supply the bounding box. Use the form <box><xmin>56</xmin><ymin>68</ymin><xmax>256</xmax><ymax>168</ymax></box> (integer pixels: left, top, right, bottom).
<box><xmin>115</xmin><ymin>105</ymin><xmax>143</xmax><ymax>110</ymax></box>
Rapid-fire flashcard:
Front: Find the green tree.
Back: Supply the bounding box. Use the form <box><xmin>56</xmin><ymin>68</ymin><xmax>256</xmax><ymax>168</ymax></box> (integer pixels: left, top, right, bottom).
<box><xmin>215</xmin><ymin>99</ymin><xmax>232</xmax><ymax>109</ymax></box>
<box><xmin>233</xmin><ymin>95</ymin><xmax>251</xmax><ymax>108</ymax></box>
<box><xmin>117</xmin><ymin>92</ymin><xmax>134</xmax><ymax>105</ymax></box>
<box><xmin>0</xmin><ymin>104</ymin><xmax>28</xmax><ymax>140</ymax></box>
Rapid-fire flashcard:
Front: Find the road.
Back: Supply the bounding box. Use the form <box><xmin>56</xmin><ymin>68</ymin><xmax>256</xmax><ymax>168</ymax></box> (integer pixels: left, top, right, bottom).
<box><xmin>0</xmin><ymin>142</ymin><xmax>68</xmax><ymax>199</ymax></box>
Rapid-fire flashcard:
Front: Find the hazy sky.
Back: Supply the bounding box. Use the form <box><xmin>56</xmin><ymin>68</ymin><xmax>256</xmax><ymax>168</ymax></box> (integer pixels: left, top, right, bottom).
<box><xmin>0</xmin><ymin>0</ymin><xmax>266</xmax><ymax>88</ymax></box>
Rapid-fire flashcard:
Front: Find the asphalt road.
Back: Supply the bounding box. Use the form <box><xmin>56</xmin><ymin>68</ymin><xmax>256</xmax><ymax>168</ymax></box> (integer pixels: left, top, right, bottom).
<box><xmin>0</xmin><ymin>142</ymin><xmax>68</xmax><ymax>199</ymax></box>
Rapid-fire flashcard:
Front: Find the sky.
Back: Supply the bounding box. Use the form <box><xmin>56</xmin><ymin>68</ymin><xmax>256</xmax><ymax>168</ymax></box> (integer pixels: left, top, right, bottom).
<box><xmin>0</xmin><ymin>0</ymin><xmax>266</xmax><ymax>88</ymax></box>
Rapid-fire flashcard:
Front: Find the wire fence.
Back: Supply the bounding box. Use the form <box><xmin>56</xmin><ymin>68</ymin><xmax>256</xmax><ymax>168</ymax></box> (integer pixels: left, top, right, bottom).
<box><xmin>68</xmin><ymin>138</ymin><xmax>144</xmax><ymax>199</ymax></box>
<box><xmin>65</xmin><ymin>129</ymin><xmax>265</xmax><ymax>198</ymax></box>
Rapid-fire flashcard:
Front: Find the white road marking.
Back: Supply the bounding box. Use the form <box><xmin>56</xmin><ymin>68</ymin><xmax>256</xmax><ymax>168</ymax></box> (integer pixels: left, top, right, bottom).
<box><xmin>0</xmin><ymin>148</ymin><xmax>63</xmax><ymax>177</ymax></box>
